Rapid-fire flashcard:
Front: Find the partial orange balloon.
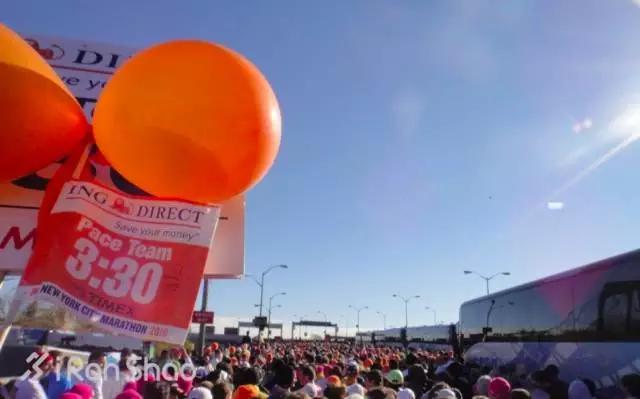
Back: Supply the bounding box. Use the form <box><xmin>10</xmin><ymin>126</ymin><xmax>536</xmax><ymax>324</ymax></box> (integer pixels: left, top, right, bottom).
<box><xmin>93</xmin><ymin>40</ymin><xmax>281</xmax><ymax>204</ymax></box>
<box><xmin>0</xmin><ymin>23</ymin><xmax>88</xmax><ymax>182</ymax></box>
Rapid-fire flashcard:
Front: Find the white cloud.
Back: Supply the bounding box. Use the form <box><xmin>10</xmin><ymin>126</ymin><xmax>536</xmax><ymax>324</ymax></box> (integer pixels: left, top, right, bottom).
<box><xmin>573</xmin><ymin>123</ymin><xmax>582</xmax><ymax>133</ymax></box>
<box><xmin>572</xmin><ymin>117</ymin><xmax>593</xmax><ymax>134</ymax></box>
<box><xmin>633</xmin><ymin>0</ymin><xmax>640</xmax><ymax>7</ymax></box>
<box><xmin>547</xmin><ymin>201</ymin><xmax>564</xmax><ymax>210</ymax></box>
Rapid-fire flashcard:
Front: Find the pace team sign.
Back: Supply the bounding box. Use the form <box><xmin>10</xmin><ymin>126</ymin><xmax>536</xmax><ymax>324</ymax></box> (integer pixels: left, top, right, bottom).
<box><xmin>11</xmin><ymin>179</ymin><xmax>219</xmax><ymax>344</ymax></box>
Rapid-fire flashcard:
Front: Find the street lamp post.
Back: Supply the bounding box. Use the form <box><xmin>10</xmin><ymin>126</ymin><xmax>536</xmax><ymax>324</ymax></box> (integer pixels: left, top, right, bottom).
<box><xmin>463</xmin><ymin>270</ymin><xmax>511</xmax><ymax>295</ymax></box>
<box><xmin>267</xmin><ymin>292</ymin><xmax>286</xmax><ymax>337</ymax></box>
<box><xmin>392</xmin><ymin>294</ymin><xmax>420</xmax><ymax>329</ymax></box>
<box><xmin>348</xmin><ymin>305</ymin><xmax>368</xmax><ymax>336</ymax></box>
<box><xmin>246</xmin><ymin>264</ymin><xmax>288</xmax><ymax>318</ymax></box>
<box><xmin>376</xmin><ymin>311</ymin><xmax>387</xmax><ymax>331</ymax></box>
<box><xmin>425</xmin><ymin>306</ymin><xmax>437</xmax><ymax>325</ymax></box>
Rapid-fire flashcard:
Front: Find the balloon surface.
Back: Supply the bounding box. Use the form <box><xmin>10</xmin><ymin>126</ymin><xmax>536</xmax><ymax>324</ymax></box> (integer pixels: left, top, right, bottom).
<box><xmin>0</xmin><ymin>23</ymin><xmax>88</xmax><ymax>182</ymax></box>
<box><xmin>93</xmin><ymin>40</ymin><xmax>281</xmax><ymax>204</ymax></box>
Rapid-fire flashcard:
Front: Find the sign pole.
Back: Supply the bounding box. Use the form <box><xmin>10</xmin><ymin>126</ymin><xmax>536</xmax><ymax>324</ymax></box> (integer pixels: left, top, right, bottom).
<box><xmin>198</xmin><ymin>278</ymin><xmax>210</xmax><ymax>355</ymax></box>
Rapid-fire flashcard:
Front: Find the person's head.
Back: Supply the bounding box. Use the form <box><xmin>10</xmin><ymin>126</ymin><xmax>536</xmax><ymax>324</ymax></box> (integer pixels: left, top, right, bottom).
<box><xmin>385</xmin><ymin>369</ymin><xmax>404</xmax><ymax>391</ymax></box>
<box><xmin>488</xmin><ymin>377</ymin><xmax>511</xmax><ymax>399</ymax></box>
<box><xmin>213</xmin><ymin>383</ymin><xmax>232</xmax><ymax>399</ymax></box>
<box><xmin>622</xmin><ymin>374</ymin><xmax>640</xmax><ymax>398</ymax></box>
<box><xmin>397</xmin><ymin>388</ymin><xmax>415</xmax><ymax>399</ymax></box>
<box><xmin>299</xmin><ymin>365</ymin><xmax>316</xmax><ymax>385</ymax></box>
<box><xmin>406</xmin><ymin>365</ymin><xmax>427</xmax><ymax>386</ymax></box>
<box><xmin>233</xmin><ymin>384</ymin><xmax>262</xmax><ymax>399</ymax></box>
<box><xmin>530</xmin><ymin>370</ymin><xmax>549</xmax><ymax>389</ymax></box>
<box><xmin>568</xmin><ymin>379</ymin><xmax>591</xmax><ymax>399</ymax></box>
<box><xmin>71</xmin><ymin>383</ymin><xmax>95</xmax><ymax>399</ymax></box>
<box><xmin>345</xmin><ymin>363</ymin><xmax>359</xmax><ymax>385</ymax></box>
<box><xmin>543</xmin><ymin>365</ymin><xmax>560</xmax><ymax>382</ymax></box>
<box><xmin>446</xmin><ymin>362</ymin><xmax>464</xmax><ymax>379</ymax></box>
<box><xmin>324</xmin><ymin>385</ymin><xmax>347</xmax><ymax>399</ymax></box>
<box><xmin>509</xmin><ymin>389</ymin><xmax>530</xmax><ymax>399</ymax></box>
<box><xmin>218</xmin><ymin>362</ymin><xmax>234</xmax><ymax>378</ymax></box>
<box><xmin>274</xmin><ymin>365</ymin><xmax>296</xmax><ymax>389</ymax></box>
<box><xmin>238</xmin><ymin>367</ymin><xmax>260</xmax><ymax>386</ymax></box>
<box><xmin>474</xmin><ymin>375</ymin><xmax>491</xmax><ymax>396</ymax></box>
<box><xmin>433</xmin><ymin>388</ymin><xmax>457</xmax><ymax>399</ymax></box>
<box><xmin>189</xmin><ymin>387</ymin><xmax>214</xmax><ymax>399</ymax></box>
<box><xmin>88</xmin><ymin>351</ymin><xmax>106</xmax><ymax>369</ymax></box>
<box><xmin>366</xmin><ymin>370</ymin><xmax>384</xmax><ymax>389</ymax></box>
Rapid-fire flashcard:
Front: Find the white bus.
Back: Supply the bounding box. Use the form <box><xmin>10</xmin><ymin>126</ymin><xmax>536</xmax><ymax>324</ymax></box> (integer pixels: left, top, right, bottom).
<box><xmin>459</xmin><ymin>249</ymin><xmax>640</xmax><ymax>394</ymax></box>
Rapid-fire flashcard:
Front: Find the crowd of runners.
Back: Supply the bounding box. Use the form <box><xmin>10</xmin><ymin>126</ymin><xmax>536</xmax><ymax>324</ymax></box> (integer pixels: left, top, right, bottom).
<box><xmin>2</xmin><ymin>341</ymin><xmax>640</xmax><ymax>399</ymax></box>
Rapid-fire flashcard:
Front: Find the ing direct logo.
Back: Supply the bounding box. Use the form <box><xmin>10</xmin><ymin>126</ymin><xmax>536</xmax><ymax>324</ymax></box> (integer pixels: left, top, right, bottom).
<box><xmin>110</xmin><ymin>198</ymin><xmax>133</xmax><ymax>215</ymax></box>
<box><xmin>24</xmin><ymin>38</ymin><xmax>65</xmax><ymax>60</ymax></box>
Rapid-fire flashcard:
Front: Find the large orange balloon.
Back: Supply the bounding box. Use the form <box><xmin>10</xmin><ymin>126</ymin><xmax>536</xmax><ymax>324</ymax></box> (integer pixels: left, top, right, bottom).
<box><xmin>0</xmin><ymin>24</ymin><xmax>88</xmax><ymax>182</ymax></box>
<box><xmin>93</xmin><ymin>40</ymin><xmax>281</xmax><ymax>204</ymax></box>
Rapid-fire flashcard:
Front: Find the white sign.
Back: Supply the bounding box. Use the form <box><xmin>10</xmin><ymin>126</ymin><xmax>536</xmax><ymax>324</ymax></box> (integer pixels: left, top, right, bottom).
<box><xmin>0</xmin><ymin>34</ymin><xmax>245</xmax><ymax>277</ymax></box>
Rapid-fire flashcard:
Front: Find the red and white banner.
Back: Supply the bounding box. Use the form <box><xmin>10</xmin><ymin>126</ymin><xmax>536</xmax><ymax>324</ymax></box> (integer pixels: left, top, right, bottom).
<box><xmin>11</xmin><ymin>178</ymin><xmax>219</xmax><ymax>344</ymax></box>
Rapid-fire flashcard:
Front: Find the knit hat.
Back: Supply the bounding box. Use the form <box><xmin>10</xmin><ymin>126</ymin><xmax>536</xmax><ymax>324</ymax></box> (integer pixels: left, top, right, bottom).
<box><xmin>233</xmin><ymin>384</ymin><xmax>266</xmax><ymax>399</ymax></box>
<box><xmin>488</xmin><ymin>377</ymin><xmax>511</xmax><ymax>399</ymax></box>
<box><xmin>327</xmin><ymin>375</ymin><xmax>342</xmax><ymax>387</ymax></box>
<box><xmin>116</xmin><ymin>389</ymin><xmax>143</xmax><ymax>399</ymax></box>
<box><xmin>188</xmin><ymin>387</ymin><xmax>214</xmax><ymax>399</ymax></box>
<box><xmin>70</xmin><ymin>383</ymin><xmax>94</xmax><ymax>399</ymax></box>
<box><xmin>474</xmin><ymin>375</ymin><xmax>491</xmax><ymax>395</ymax></box>
<box><xmin>386</xmin><ymin>369</ymin><xmax>404</xmax><ymax>385</ymax></box>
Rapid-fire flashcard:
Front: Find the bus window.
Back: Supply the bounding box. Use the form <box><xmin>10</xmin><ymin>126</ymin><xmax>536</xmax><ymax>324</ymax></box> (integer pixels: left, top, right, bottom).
<box><xmin>631</xmin><ymin>290</ymin><xmax>640</xmax><ymax>332</ymax></box>
<box><xmin>602</xmin><ymin>292</ymin><xmax>628</xmax><ymax>334</ymax></box>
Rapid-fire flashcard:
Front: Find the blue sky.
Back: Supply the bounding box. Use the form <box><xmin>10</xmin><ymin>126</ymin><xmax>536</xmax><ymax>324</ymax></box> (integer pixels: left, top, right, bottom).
<box><xmin>3</xmin><ymin>0</ymin><xmax>640</xmax><ymax>333</ymax></box>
